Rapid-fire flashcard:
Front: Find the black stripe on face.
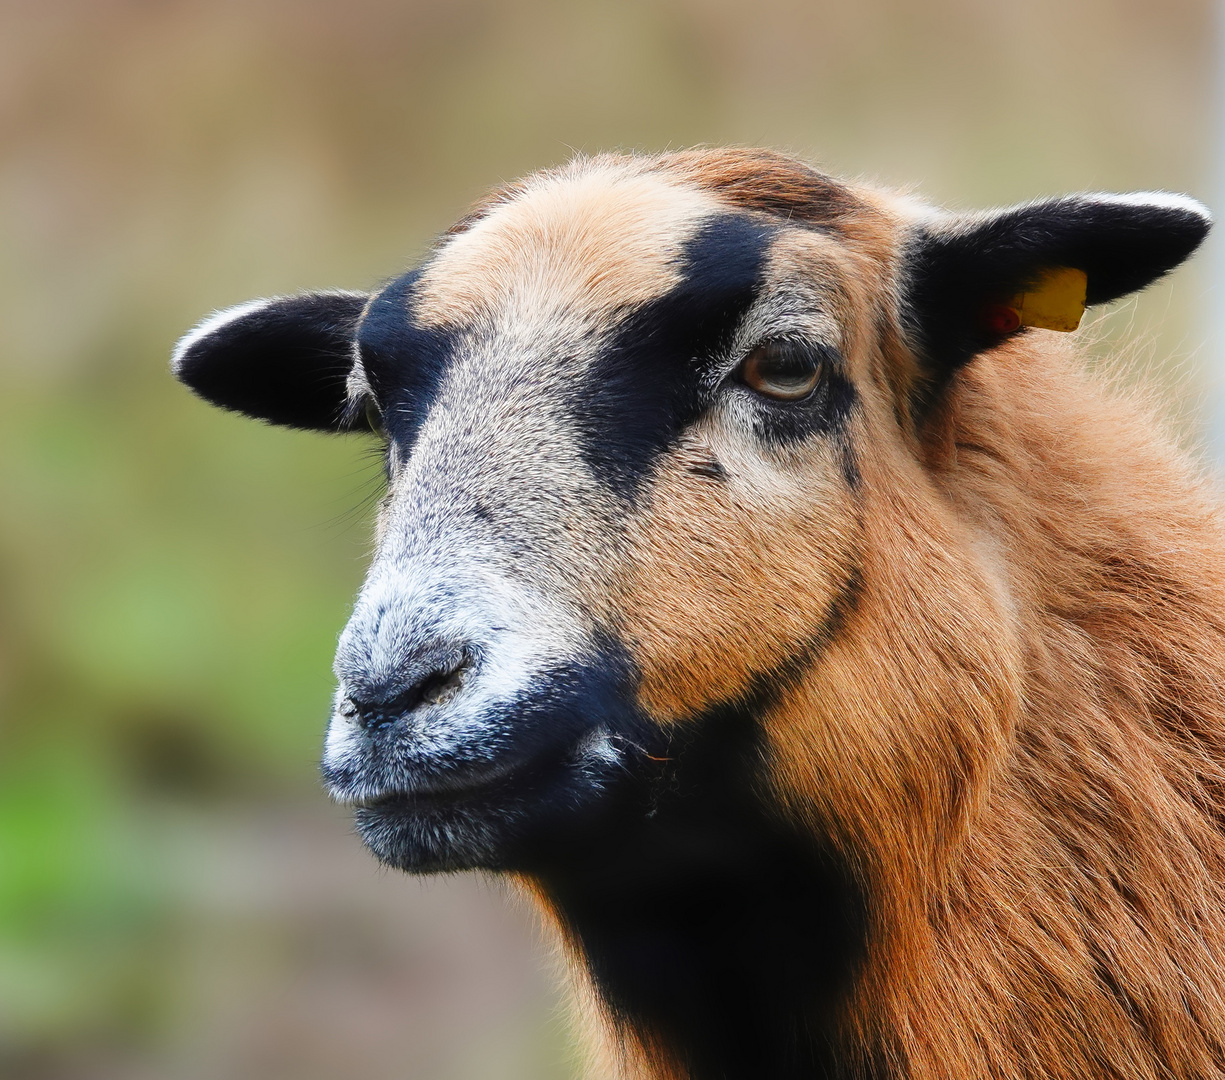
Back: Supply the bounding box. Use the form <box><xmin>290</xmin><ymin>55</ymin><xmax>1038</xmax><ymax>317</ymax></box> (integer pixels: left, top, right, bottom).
<box><xmin>356</xmin><ymin>270</ymin><xmax>458</xmax><ymax>456</ymax></box>
<box><xmin>569</xmin><ymin>213</ymin><xmax>776</xmax><ymax>499</ymax></box>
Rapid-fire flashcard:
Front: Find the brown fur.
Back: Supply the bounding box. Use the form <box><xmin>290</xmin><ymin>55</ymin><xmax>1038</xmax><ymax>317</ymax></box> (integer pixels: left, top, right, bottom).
<box><xmin>173</xmin><ymin>144</ymin><xmax>1219</xmax><ymax>1078</ymax></box>
<box><xmin>414</xmin><ymin>165</ymin><xmax>718</xmax><ymax>329</ymax></box>
<box><xmin>500</xmin><ymin>152</ymin><xmax>1225</xmax><ymax>1079</ymax></box>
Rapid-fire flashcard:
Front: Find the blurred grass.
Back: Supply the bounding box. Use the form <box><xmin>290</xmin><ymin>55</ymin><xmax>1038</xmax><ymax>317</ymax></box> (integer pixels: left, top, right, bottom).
<box><xmin>0</xmin><ymin>1</ymin><xmax>1218</xmax><ymax>1077</ymax></box>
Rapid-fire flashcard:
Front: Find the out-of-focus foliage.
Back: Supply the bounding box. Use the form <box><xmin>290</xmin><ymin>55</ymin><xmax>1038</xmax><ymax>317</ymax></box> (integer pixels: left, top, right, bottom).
<box><xmin>0</xmin><ymin>1</ymin><xmax>1217</xmax><ymax>1077</ymax></box>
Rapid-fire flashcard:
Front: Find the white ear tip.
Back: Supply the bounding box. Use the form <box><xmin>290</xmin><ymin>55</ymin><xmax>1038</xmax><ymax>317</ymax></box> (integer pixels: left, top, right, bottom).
<box><xmin>170</xmin><ymin>297</ymin><xmax>276</xmax><ymax>374</ymax></box>
<box><xmin>1095</xmin><ymin>190</ymin><xmax>1213</xmax><ymax>223</ymax></box>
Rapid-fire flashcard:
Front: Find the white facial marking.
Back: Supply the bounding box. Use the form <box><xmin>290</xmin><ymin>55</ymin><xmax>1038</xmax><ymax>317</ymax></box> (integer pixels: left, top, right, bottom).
<box><xmin>573</xmin><ymin>727</ymin><xmax>622</xmax><ymax>770</ymax></box>
<box><xmin>322</xmin><ymin>550</ymin><xmax>594</xmax><ymax>803</ymax></box>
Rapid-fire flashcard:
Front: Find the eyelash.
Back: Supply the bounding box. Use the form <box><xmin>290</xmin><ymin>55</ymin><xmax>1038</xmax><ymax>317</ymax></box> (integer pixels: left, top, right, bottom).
<box><xmin>733</xmin><ymin>339</ymin><xmax>824</xmax><ymax>401</ymax></box>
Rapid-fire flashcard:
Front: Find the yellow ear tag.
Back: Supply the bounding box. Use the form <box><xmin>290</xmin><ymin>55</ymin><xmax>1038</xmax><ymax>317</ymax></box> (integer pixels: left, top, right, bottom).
<box><xmin>1010</xmin><ymin>266</ymin><xmax>1087</xmax><ymax>332</ymax></box>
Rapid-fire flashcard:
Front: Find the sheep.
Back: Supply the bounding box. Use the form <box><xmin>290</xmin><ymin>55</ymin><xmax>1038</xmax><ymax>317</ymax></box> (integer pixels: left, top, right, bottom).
<box><xmin>172</xmin><ymin>148</ymin><xmax>1223</xmax><ymax>1080</ymax></box>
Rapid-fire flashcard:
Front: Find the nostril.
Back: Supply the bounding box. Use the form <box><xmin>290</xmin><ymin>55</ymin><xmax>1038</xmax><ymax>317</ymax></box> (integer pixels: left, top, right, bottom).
<box><xmin>349</xmin><ymin>695</ymin><xmax>407</xmax><ymax>732</ymax></box>
<box><xmin>345</xmin><ymin>650</ymin><xmax>472</xmax><ymax>732</ymax></box>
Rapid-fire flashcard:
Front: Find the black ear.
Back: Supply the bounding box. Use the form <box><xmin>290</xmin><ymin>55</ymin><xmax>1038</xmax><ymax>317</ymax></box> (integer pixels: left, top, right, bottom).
<box><xmin>171</xmin><ymin>291</ymin><xmax>370</xmax><ymax>431</ymax></box>
<box><xmin>901</xmin><ymin>192</ymin><xmax>1212</xmax><ymax>410</ymax></box>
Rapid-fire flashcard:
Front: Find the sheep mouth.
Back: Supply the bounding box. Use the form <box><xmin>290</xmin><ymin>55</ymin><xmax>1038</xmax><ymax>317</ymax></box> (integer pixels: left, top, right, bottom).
<box><xmin>351</xmin><ymin>756</ymin><xmax>542</xmax><ymax>816</ymax></box>
<box><xmin>347</xmin><ymin>731</ymin><xmax>627</xmax><ymax>873</ymax></box>
<box><xmin>346</xmin><ymin>750</ymin><xmax>534</xmax><ymax>810</ymax></box>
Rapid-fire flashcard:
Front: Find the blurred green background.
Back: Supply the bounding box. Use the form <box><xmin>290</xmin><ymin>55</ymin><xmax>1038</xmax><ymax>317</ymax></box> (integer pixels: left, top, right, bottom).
<box><xmin>0</xmin><ymin>1</ymin><xmax>1219</xmax><ymax>1077</ymax></box>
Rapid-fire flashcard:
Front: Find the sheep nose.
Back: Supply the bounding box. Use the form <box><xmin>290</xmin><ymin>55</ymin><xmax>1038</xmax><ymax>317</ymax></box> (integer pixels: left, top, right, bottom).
<box><xmin>340</xmin><ymin>647</ymin><xmax>473</xmax><ymax>732</ymax></box>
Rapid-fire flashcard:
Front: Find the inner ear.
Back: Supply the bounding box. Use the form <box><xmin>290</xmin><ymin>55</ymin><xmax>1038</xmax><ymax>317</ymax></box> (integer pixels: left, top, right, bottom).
<box><xmin>172</xmin><ymin>290</ymin><xmax>369</xmax><ymax>431</ymax></box>
<box><xmin>901</xmin><ymin>192</ymin><xmax>1212</xmax><ymax>416</ymax></box>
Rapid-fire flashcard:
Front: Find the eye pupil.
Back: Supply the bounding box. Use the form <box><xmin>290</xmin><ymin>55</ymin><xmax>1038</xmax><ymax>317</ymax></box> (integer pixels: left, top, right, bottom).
<box><xmin>739</xmin><ymin>342</ymin><xmax>821</xmax><ymax>401</ymax></box>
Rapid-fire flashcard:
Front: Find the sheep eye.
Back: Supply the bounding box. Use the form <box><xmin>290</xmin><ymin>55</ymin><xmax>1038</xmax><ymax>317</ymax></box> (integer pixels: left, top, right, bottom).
<box><xmin>737</xmin><ymin>341</ymin><xmax>821</xmax><ymax>401</ymax></box>
<box><xmin>365</xmin><ymin>399</ymin><xmax>387</xmax><ymax>437</ymax></box>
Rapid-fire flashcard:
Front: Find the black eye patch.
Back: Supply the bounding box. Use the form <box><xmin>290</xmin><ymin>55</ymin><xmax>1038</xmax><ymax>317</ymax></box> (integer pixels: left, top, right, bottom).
<box><xmin>569</xmin><ymin>213</ymin><xmax>776</xmax><ymax>500</ymax></box>
<box><xmin>356</xmin><ymin>270</ymin><xmax>459</xmax><ymax>458</ymax></box>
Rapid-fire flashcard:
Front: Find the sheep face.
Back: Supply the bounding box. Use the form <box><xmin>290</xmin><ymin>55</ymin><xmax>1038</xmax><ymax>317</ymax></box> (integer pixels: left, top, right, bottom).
<box><xmin>327</xmin><ymin>164</ymin><xmax>870</xmax><ymax>873</ymax></box>
<box><xmin>172</xmin><ymin>152</ymin><xmax>1210</xmax><ymax>879</ymax></box>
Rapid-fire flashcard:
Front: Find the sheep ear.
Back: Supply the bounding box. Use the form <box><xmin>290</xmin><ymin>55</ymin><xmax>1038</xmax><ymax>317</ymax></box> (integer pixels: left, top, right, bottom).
<box><xmin>171</xmin><ymin>291</ymin><xmax>370</xmax><ymax>431</ymax></box>
<box><xmin>901</xmin><ymin>192</ymin><xmax>1212</xmax><ymax>412</ymax></box>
